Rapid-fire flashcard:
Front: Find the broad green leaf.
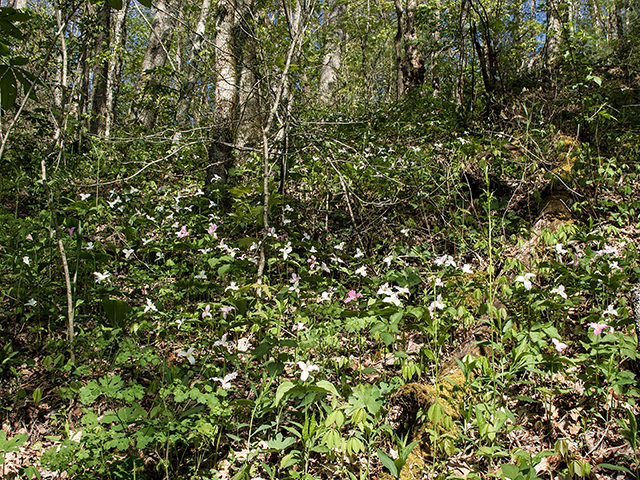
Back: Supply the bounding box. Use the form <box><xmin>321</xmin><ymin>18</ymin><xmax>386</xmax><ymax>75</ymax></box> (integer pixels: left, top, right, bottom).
<box><xmin>107</xmin><ymin>0</ymin><xmax>124</xmax><ymax>9</ymax></box>
<box><xmin>275</xmin><ymin>380</ymin><xmax>296</xmax><ymax>406</ymax></box>
<box><xmin>375</xmin><ymin>448</ymin><xmax>398</xmax><ymax>477</ymax></box>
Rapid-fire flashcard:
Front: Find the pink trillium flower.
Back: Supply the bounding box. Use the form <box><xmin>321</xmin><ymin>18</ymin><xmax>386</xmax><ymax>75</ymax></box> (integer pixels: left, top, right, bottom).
<box><xmin>176</xmin><ymin>226</ymin><xmax>189</xmax><ymax>239</ymax></box>
<box><xmin>220</xmin><ymin>306</ymin><xmax>235</xmax><ymax>318</ymax></box>
<box><xmin>551</xmin><ymin>338</ymin><xmax>568</xmax><ymax>352</ymax></box>
<box><xmin>587</xmin><ymin>322</ymin><xmax>612</xmax><ymax>335</ymax></box>
<box><xmin>202</xmin><ymin>304</ymin><xmax>212</xmax><ymax>319</ymax></box>
<box><xmin>208</xmin><ymin>224</ymin><xmax>218</xmax><ymax>238</ymax></box>
<box><xmin>344</xmin><ymin>290</ymin><xmax>363</xmax><ymax>304</ymax></box>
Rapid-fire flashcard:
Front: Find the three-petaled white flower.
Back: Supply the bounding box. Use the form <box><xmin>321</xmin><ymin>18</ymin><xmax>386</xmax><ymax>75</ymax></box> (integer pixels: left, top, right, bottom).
<box><xmin>603</xmin><ymin>304</ymin><xmax>618</xmax><ymax>316</ymax></box>
<box><xmin>461</xmin><ymin>264</ymin><xmax>473</xmax><ymax>274</ymax></box>
<box><xmin>225</xmin><ymin>282</ymin><xmax>239</xmax><ymax>292</ymax></box>
<box><xmin>383</xmin><ymin>256</ymin><xmax>393</xmax><ymax>267</ymax></box>
<box><xmin>202</xmin><ymin>304</ymin><xmax>212</xmax><ymax>319</ymax></box>
<box><xmin>23</xmin><ymin>256</ymin><xmax>30</xmax><ymax>265</ymax></box>
<box><xmin>554</xmin><ymin>243</ymin><xmax>568</xmax><ymax>254</ymax></box>
<box><xmin>211</xmin><ymin>372</ymin><xmax>238</xmax><ymax>389</ymax></box>
<box><xmin>550</xmin><ymin>285</ymin><xmax>567</xmax><ymax>299</ymax></box>
<box><xmin>354</xmin><ymin>248</ymin><xmax>364</xmax><ymax>258</ymax></box>
<box><xmin>123</xmin><ymin>248</ymin><xmax>134</xmax><ymax>259</ymax></box>
<box><xmin>280</xmin><ymin>242</ymin><xmax>292</xmax><ymax>260</ymax></box>
<box><xmin>195</xmin><ymin>270</ymin><xmax>208</xmax><ymax>280</ymax></box>
<box><xmin>25</xmin><ymin>298</ymin><xmax>37</xmax><ymax>307</ymax></box>
<box><xmin>515</xmin><ymin>273</ymin><xmax>535</xmax><ymax>290</ymax></box>
<box><xmin>214</xmin><ymin>333</ymin><xmax>231</xmax><ymax>349</ymax></box>
<box><xmin>297</xmin><ymin>361</ymin><xmax>319</xmax><ymax>381</ymax></box>
<box><xmin>355</xmin><ymin>266</ymin><xmax>367</xmax><ymax>276</ymax></box>
<box><xmin>94</xmin><ymin>271</ymin><xmax>111</xmax><ymax>283</ymax></box>
<box><xmin>377</xmin><ymin>283</ymin><xmax>394</xmax><ymax>296</ymax></box>
<box><xmin>178</xmin><ymin>347</ymin><xmax>196</xmax><ymax>364</ymax></box>
<box><xmin>144</xmin><ymin>298</ymin><xmax>157</xmax><ymax>313</ymax></box>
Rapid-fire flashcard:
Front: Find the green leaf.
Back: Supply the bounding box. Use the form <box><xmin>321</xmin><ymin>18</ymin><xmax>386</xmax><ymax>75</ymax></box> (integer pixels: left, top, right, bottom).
<box><xmin>0</xmin><ymin>66</ymin><xmax>17</xmax><ymax>109</ymax></box>
<box><xmin>137</xmin><ymin>0</ymin><xmax>153</xmax><ymax>7</ymax></box>
<box><xmin>501</xmin><ymin>464</ymin><xmax>523</xmax><ymax>480</ymax></box>
<box><xmin>598</xmin><ymin>463</ymin><xmax>632</xmax><ymax>474</ymax></box>
<box><xmin>275</xmin><ymin>381</ymin><xmax>296</xmax><ymax>406</ymax></box>
<box><xmin>311</xmin><ymin>380</ymin><xmax>341</xmax><ymax>398</ymax></box>
<box><xmin>375</xmin><ymin>448</ymin><xmax>398</xmax><ymax>477</ymax></box>
<box><xmin>102</xmin><ymin>297</ymin><xmax>130</xmax><ymax>328</ymax></box>
<box><xmin>106</xmin><ymin>0</ymin><xmax>124</xmax><ymax>9</ymax></box>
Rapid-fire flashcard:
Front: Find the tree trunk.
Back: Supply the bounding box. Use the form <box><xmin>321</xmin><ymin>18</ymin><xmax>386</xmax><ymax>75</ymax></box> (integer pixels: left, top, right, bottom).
<box><xmin>235</xmin><ymin>0</ymin><xmax>262</xmax><ymax>154</ymax></box>
<box><xmin>53</xmin><ymin>1</ymin><xmax>68</xmax><ymax>149</ymax></box>
<box><xmin>90</xmin><ymin>1</ymin><xmax>111</xmax><ymax>135</ymax></box>
<box><xmin>7</xmin><ymin>0</ymin><xmax>27</xmax><ymax>8</ymax></box>
<box><xmin>105</xmin><ymin>0</ymin><xmax>128</xmax><ymax>139</ymax></box>
<box><xmin>132</xmin><ymin>0</ymin><xmax>181</xmax><ymax>129</ymax></box>
<box><xmin>174</xmin><ymin>0</ymin><xmax>213</xmax><ymax>143</ymax></box>
<box><xmin>206</xmin><ymin>0</ymin><xmax>237</xmax><ymax>189</ymax></box>
<box><xmin>546</xmin><ymin>0</ymin><xmax>563</xmax><ymax>65</ymax></box>
<box><xmin>318</xmin><ymin>0</ymin><xmax>346</xmax><ymax>105</ymax></box>
<box><xmin>394</xmin><ymin>0</ymin><xmax>425</xmax><ymax>97</ymax></box>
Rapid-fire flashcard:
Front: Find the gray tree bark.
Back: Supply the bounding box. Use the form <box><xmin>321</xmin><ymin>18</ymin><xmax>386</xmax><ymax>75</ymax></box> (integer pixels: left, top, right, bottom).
<box><xmin>132</xmin><ymin>0</ymin><xmax>181</xmax><ymax>129</ymax></box>
<box><xmin>318</xmin><ymin>0</ymin><xmax>346</xmax><ymax>105</ymax></box>
<box><xmin>394</xmin><ymin>0</ymin><xmax>425</xmax><ymax>98</ymax></box>
<box><xmin>173</xmin><ymin>0</ymin><xmax>213</xmax><ymax>143</ymax></box>
<box><xmin>545</xmin><ymin>0</ymin><xmax>563</xmax><ymax>65</ymax></box>
<box><xmin>104</xmin><ymin>0</ymin><xmax>128</xmax><ymax>139</ymax></box>
<box><xmin>235</xmin><ymin>0</ymin><xmax>262</xmax><ymax>154</ymax></box>
<box><xmin>90</xmin><ymin>1</ymin><xmax>111</xmax><ymax>135</ymax></box>
<box><xmin>207</xmin><ymin>0</ymin><xmax>238</xmax><ymax>189</ymax></box>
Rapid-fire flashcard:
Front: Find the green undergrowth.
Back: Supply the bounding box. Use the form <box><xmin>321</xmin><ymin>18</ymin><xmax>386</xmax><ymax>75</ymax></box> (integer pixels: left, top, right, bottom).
<box><xmin>2</xmin><ymin>100</ymin><xmax>640</xmax><ymax>480</ymax></box>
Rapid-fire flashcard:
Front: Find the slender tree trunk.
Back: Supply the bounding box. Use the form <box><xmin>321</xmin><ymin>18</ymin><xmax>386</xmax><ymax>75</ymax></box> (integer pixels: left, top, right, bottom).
<box><xmin>90</xmin><ymin>1</ymin><xmax>111</xmax><ymax>135</ymax></box>
<box><xmin>235</xmin><ymin>0</ymin><xmax>262</xmax><ymax>154</ymax></box>
<box><xmin>53</xmin><ymin>2</ymin><xmax>68</xmax><ymax>149</ymax></box>
<box><xmin>456</xmin><ymin>0</ymin><xmax>470</xmax><ymax>105</ymax></box>
<box><xmin>174</xmin><ymin>0</ymin><xmax>213</xmax><ymax>143</ymax></box>
<box><xmin>207</xmin><ymin>0</ymin><xmax>237</xmax><ymax>189</ymax></box>
<box><xmin>318</xmin><ymin>0</ymin><xmax>346</xmax><ymax>105</ymax></box>
<box><xmin>105</xmin><ymin>0</ymin><xmax>128</xmax><ymax>139</ymax></box>
<box><xmin>132</xmin><ymin>0</ymin><xmax>181</xmax><ymax>129</ymax></box>
<box><xmin>394</xmin><ymin>0</ymin><xmax>425</xmax><ymax>97</ymax></box>
<box><xmin>7</xmin><ymin>0</ymin><xmax>27</xmax><ymax>8</ymax></box>
<box><xmin>546</xmin><ymin>0</ymin><xmax>563</xmax><ymax>65</ymax></box>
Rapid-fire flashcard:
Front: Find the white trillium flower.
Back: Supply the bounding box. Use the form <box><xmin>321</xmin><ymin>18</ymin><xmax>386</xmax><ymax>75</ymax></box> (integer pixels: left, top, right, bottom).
<box><xmin>225</xmin><ymin>282</ymin><xmax>239</xmax><ymax>292</ymax></box>
<box><xmin>377</xmin><ymin>283</ymin><xmax>393</xmax><ymax>296</ymax></box>
<box><xmin>355</xmin><ymin>266</ymin><xmax>367</xmax><ymax>276</ymax></box>
<box><xmin>123</xmin><ymin>248</ymin><xmax>134</xmax><ymax>259</ymax></box>
<box><xmin>178</xmin><ymin>347</ymin><xmax>196</xmax><ymax>365</ymax></box>
<box><xmin>461</xmin><ymin>264</ymin><xmax>473</xmax><ymax>274</ymax></box>
<box><xmin>515</xmin><ymin>273</ymin><xmax>535</xmax><ymax>290</ymax></box>
<box><xmin>23</xmin><ymin>256</ymin><xmax>30</xmax><ymax>265</ymax></box>
<box><xmin>211</xmin><ymin>372</ymin><xmax>238</xmax><ymax>389</ymax></box>
<box><xmin>214</xmin><ymin>333</ymin><xmax>231</xmax><ymax>349</ymax></box>
<box><xmin>354</xmin><ymin>248</ymin><xmax>364</xmax><ymax>258</ymax></box>
<box><xmin>550</xmin><ymin>285</ymin><xmax>567</xmax><ymax>299</ymax></box>
<box><xmin>297</xmin><ymin>361</ymin><xmax>319</xmax><ymax>381</ymax></box>
<box><xmin>25</xmin><ymin>298</ymin><xmax>37</xmax><ymax>307</ymax></box>
<box><xmin>143</xmin><ymin>298</ymin><xmax>157</xmax><ymax>313</ymax></box>
<box><xmin>554</xmin><ymin>243</ymin><xmax>568</xmax><ymax>254</ymax></box>
<box><xmin>94</xmin><ymin>271</ymin><xmax>111</xmax><ymax>283</ymax></box>
<box><xmin>603</xmin><ymin>304</ymin><xmax>619</xmax><ymax>316</ymax></box>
